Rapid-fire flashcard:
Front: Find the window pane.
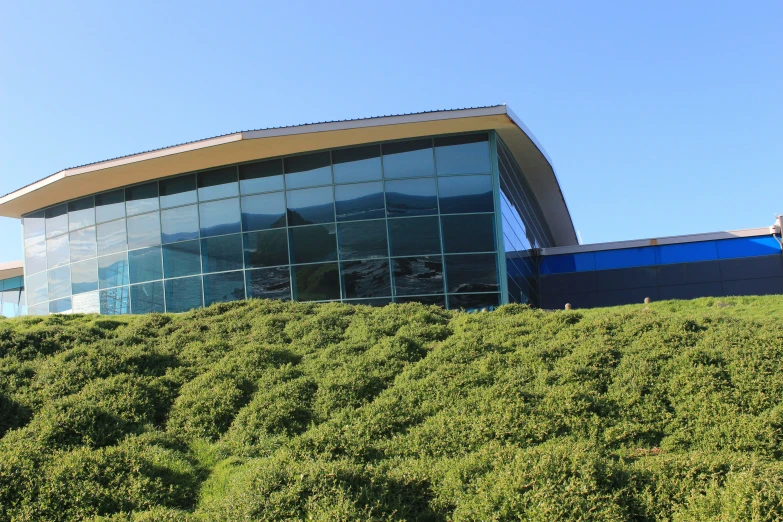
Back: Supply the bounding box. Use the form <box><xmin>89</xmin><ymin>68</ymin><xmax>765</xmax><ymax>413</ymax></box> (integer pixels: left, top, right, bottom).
<box><xmin>95</xmin><ymin>189</ymin><xmax>125</xmax><ymax>223</ymax></box>
<box><xmin>28</xmin><ymin>303</ymin><xmax>50</xmax><ymax>316</ymax></box>
<box><xmin>246</xmin><ymin>267</ymin><xmax>291</xmax><ymax>301</ymax></box>
<box><xmin>201</xmin><ymin>234</ymin><xmax>243</xmax><ymax>273</ymax></box>
<box><xmin>393</xmin><ymin>256</ymin><xmax>444</xmax><ymax>296</ymax></box>
<box><xmin>125</xmin><ymin>182</ymin><xmax>159</xmax><ymax>216</ymax></box>
<box><xmin>129</xmin><ymin>246</ymin><xmax>163</xmax><ymax>284</ymax></box>
<box><xmin>241</xmin><ymin>192</ymin><xmax>287</xmax><ymax>231</ymax></box>
<box><xmin>99</xmin><ymin>252</ymin><xmax>129</xmax><ymax>289</ymax></box>
<box><xmin>100</xmin><ymin>286</ymin><xmax>129</xmax><ymax>315</ymax></box>
<box><xmin>289</xmin><ymin>224</ymin><xmax>337</xmax><ymax>264</ymax></box>
<box><xmin>337</xmin><ymin>220</ymin><xmax>388</xmax><ymax>260</ymax></box>
<box><xmin>49</xmin><ymin>297</ymin><xmax>73</xmax><ymax>315</ymax></box>
<box><xmin>163</xmin><ymin>240</ymin><xmax>201</xmax><ymax>278</ymax></box>
<box><xmin>199</xmin><ymin>198</ymin><xmax>241</xmax><ymax>237</ymax></box>
<box><xmin>434</xmin><ymin>134</ymin><xmax>491</xmax><ymax>175</ymax></box>
<box><xmin>335</xmin><ymin>182</ymin><xmax>384</xmax><ymax>221</ymax></box>
<box><xmin>441</xmin><ymin>214</ymin><xmax>495</xmax><ymax>253</ymax></box>
<box><xmin>284</xmin><ymin>151</ymin><xmax>332</xmax><ymax>189</ymax></box>
<box><xmin>341</xmin><ymin>260</ymin><xmax>391</xmax><ymax>299</ymax></box>
<box><xmin>198</xmin><ymin>167</ymin><xmax>239</xmax><ymax>201</ymax></box>
<box><xmin>388</xmin><ymin>217</ymin><xmax>441</xmax><ymax>257</ymax></box>
<box><xmin>292</xmin><ymin>263</ymin><xmax>340</xmax><ymax>301</ymax></box>
<box><xmin>127</xmin><ymin>212</ymin><xmax>161</xmax><ymax>250</ymax></box>
<box><xmin>385</xmin><ymin>178</ymin><xmax>438</xmax><ymax>217</ymax></box>
<box><xmin>27</xmin><ymin>272</ymin><xmax>48</xmax><ymax>306</ymax></box>
<box><xmin>448</xmin><ymin>293</ymin><xmax>499</xmax><ymax>311</ymax></box>
<box><xmin>72</xmin><ymin>292</ymin><xmax>100</xmax><ymax>314</ymax></box>
<box><xmin>71</xmin><ymin>258</ymin><xmax>98</xmax><ymax>295</ymax></box>
<box><xmin>159</xmin><ymin>174</ymin><xmax>197</xmax><ymax>208</ymax></box>
<box><xmin>204</xmin><ymin>271</ymin><xmax>245</xmax><ymax>306</ymax></box>
<box><xmin>68</xmin><ymin>197</ymin><xmax>95</xmax><ymax>231</ymax></box>
<box><xmin>287</xmin><ymin>186</ymin><xmax>334</xmax><ymax>226</ymax></box>
<box><xmin>239</xmin><ymin>159</ymin><xmax>284</xmax><ymax>194</ymax></box>
<box><xmin>382</xmin><ymin>139</ymin><xmax>434</xmax><ymax>178</ymax></box>
<box><xmin>45</xmin><ymin>204</ymin><xmax>69</xmax><ymax>238</ymax></box>
<box><xmin>131</xmin><ymin>281</ymin><xmax>164</xmax><ymax>314</ymax></box>
<box><xmin>395</xmin><ymin>295</ymin><xmax>445</xmax><ymax>307</ymax></box>
<box><xmin>25</xmin><ymin>240</ymin><xmax>47</xmax><ymax>275</ymax></box>
<box><xmin>23</xmin><ymin>210</ymin><xmax>46</xmax><ymax>248</ymax></box>
<box><xmin>46</xmin><ymin>234</ymin><xmax>70</xmax><ymax>269</ymax></box>
<box><xmin>97</xmin><ymin>219</ymin><xmax>127</xmax><ymax>256</ymax></box>
<box><xmin>445</xmin><ymin>254</ymin><xmax>498</xmax><ymax>293</ymax></box>
<box><xmin>161</xmin><ymin>204</ymin><xmax>200</xmax><ymax>244</ymax></box>
<box><xmin>243</xmin><ymin>229</ymin><xmax>289</xmax><ymax>268</ymax></box>
<box><xmin>1</xmin><ymin>289</ymin><xmax>19</xmax><ymax>317</ymax></box>
<box><xmin>48</xmin><ymin>266</ymin><xmax>71</xmax><ymax>301</ymax></box>
<box><xmin>70</xmin><ymin>226</ymin><xmax>97</xmax><ymax>263</ymax></box>
<box><xmin>438</xmin><ymin>175</ymin><xmax>494</xmax><ymax>214</ymax></box>
<box><xmin>164</xmin><ymin>276</ymin><xmax>203</xmax><ymax>312</ymax></box>
<box><xmin>332</xmin><ymin>145</ymin><xmax>382</xmax><ymax>183</ymax></box>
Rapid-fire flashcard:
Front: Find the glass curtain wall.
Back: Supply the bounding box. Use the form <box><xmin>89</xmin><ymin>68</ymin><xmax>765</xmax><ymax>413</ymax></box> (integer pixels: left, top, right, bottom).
<box><xmin>22</xmin><ymin>133</ymin><xmax>501</xmax><ymax>315</ymax></box>
<box><xmin>0</xmin><ymin>276</ymin><xmax>25</xmax><ymax>317</ymax></box>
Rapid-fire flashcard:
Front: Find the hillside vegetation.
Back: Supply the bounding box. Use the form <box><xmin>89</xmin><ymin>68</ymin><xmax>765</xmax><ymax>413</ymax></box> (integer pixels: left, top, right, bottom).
<box><xmin>2</xmin><ymin>296</ymin><xmax>783</xmax><ymax>520</ymax></box>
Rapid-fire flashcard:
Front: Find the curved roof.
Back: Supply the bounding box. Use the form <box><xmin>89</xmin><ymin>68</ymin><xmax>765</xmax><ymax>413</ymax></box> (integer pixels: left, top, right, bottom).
<box><xmin>0</xmin><ymin>106</ymin><xmax>578</xmax><ymax>246</ymax></box>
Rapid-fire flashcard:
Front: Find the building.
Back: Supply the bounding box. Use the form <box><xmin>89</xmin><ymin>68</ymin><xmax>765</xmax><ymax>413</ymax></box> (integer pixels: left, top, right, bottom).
<box><xmin>0</xmin><ymin>106</ymin><xmax>780</xmax><ymax>317</ymax></box>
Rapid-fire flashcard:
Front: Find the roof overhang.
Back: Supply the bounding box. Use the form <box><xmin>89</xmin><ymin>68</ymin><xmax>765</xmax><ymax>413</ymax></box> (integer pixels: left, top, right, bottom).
<box><xmin>0</xmin><ymin>261</ymin><xmax>24</xmax><ymax>280</ymax></box>
<box><xmin>0</xmin><ymin>106</ymin><xmax>578</xmax><ymax>246</ymax></box>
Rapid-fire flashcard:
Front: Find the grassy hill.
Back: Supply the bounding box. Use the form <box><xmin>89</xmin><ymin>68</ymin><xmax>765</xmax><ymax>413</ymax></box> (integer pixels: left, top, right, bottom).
<box><xmin>2</xmin><ymin>296</ymin><xmax>783</xmax><ymax>521</ymax></box>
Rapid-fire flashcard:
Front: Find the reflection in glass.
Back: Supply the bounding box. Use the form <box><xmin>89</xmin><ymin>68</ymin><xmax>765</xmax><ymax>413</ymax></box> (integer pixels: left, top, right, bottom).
<box><xmin>98</xmin><ymin>252</ymin><xmax>129</xmax><ymax>289</ymax></box>
<box><xmin>337</xmin><ymin>220</ymin><xmax>388</xmax><ymax>260</ymax></box>
<box><xmin>341</xmin><ymin>260</ymin><xmax>391</xmax><ymax>298</ymax></box>
<box><xmin>434</xmin><ymin>134</ymin><xmax>490</xmax><ymax>175</ymax></box>
<box><xmin>125</xmin><ymin>182</ymin><xmax>159</xmax><ymax>216</ymax></box>
<box><xmin>72</xmin><ymin>292</ymin><xmax>100</xmax><ymax>314</ymax></box>
<box><xmin>95</xmin><ymin>189</ymin><xmax>125</xmax><ymax>223</ymax></box>
<box><xmin>201</xmin><ymin>234</ymin><xmax>243</xmax><ymax>273</ymax></box>
<box><xmin>24</xmin><ymin>210</ymin><xmax>46</xmax><ymax>248</ymax></box>
<box><xmin>242</xmin><ymin>192</ymin><xmax>287</xmax><ymax>231</ymax></box>
<box><xmin>100</xmin><ymin>286</ymin><xmax>129</xmax><ymax>315</ymax></box>
<box><xmin>284</xmin><ymin>152</ymin><xmax>332</xmax><ymax>189</ymax></box>
<box><xmin>441</xmin><ymin>214</ymin><xmax>495</xmax><ymax>253</ymax></box>
<box><xmin>385</xmin><ymin>178</ymin><xmax>438</xmax><ymax>217</ymax></box>
<box><xmin>395</xmin><ymin>295</ymin><xmax>445</xmax><ymax>307</ymax></box>
<box><xmin>438</xmin><ymin>175</ymin><xmax>494</xmax><ymax>214</ymax></box>
<box><xmin>131</xmin><ymin>282</ymin><xmax>164</xmax><ymax>314</ymax></box>
<box><xmin>246</xmin><ymin>267</ymin><xmax>291</xmax><ymax>301</ymax></box>
<box><xmin>97</xmin><ymin>219</ymin><xmax>127</xmax><ymax>256</ymax></box>
<box><xmin>129</xmin><ymin>246</ymin><xmax>163</xmax><ymax>284</ymax></box>
<box><xmin>68</xmin><ymin>197</ymin><xmax>95</xmax><ymax>231</ymax></box>
<box><xmin>70</xmin><ymin>226</ymin><xmax>97</xmax><ymax>263</ymax></box>
<box><xmin>382</xmin><ymin>139</ymin><xmax>434</xmax><ymax>178</ymax></box>
<box><xmin>448</xmin><ymin>293</ymin><xmax>499</xmax><ymax>310</ymax></box>
<box><xmin>26</xmin><ymin>272</ymin><xmax>48</xmax><ymax>306</ymax></box>
<box><xmin>204</xmin><ymin>271</ymin><xmax>245</xmax><ymax>306</ymax></box>
<box><xmin>335</xmin><ymin>182</ymin><xmax>384</xmax><ymax>221</ymax></box>
<box><xmin>46</xmin><ymin>234</ymin><xmax>70</xmax><ymax>268</ymax></box>
<box><xmin>289</xmin><ymin>224</ymin><xmax>337</xmax><ymax>264</ymax></box>
<box><xmin>28</xmin><ymin>303</ymin><xmax>50</xmax><ymax>316</ymax></box>
<box><xmin>45</xmin><ymin>204</ymin><xmax>69</xmax><ymax>238</ymax></box>
<box><xmin>388</xmin><ymin>217</ymin><xmax>441</xmax><ymax>257</ymax></box>
<box><xmin>239</xmin><ymin>159</ymin><xmax>284</xmax><ymax>194</ymax></box>
<box><xmin>48</xmin><ymin>266</ymin><xmax>71</xmax><ymax>300</ymax></box>
<box><xmin>332</xmin><ymin>145</ymin><xmax>382</xmax><ymax>183</ymax></box>
<box><xmin>25</xmin><ymin>240</ymin><xmax>47</xmax><ymax>275</ymax></box>
<box><xmin>127</xmin><ymin>212</ymin><xmax>161</xmax><ymax>250</ymax></box>
<box><xmin>161</xmin><ymin>204</ymin><xmax>200</xmax><ymax>243</ymax></box>
<box><xmin>244</xmin><ymin>229</ymin><xmax>289</xmax><ymax>268</ymax></box>
<box><xmin>287</xmin><ymin>186</ymin><xmax>334</xmax><ymax>226</ymax></box>
<box><xmin>292</xmin><ymin>263</ymin><xmax>340</xmax><ymax>301</ymax></box>
<box><xmin>163</xmin><ymin>240</ymin><xmax>201</xmax><ymax>278</ymax></box>
<box><xmin>71</xmin><ymin>258</ymin><xmax>99</xmax><ymax>295</ymax></box>
<box><xmin>198</xmin><ymin>167</ymin><xmax>239</xmax><ymax>201</ymax></box>
<box><xmin>49</xmin><ymin>297</ymin><xmax>73</xmax><ymax>314</ymax></box>
<box><xmin>199</xmin><ymin>198</ymin><xmax>241</xmax><ymax>237</ymax></box>
<box><xmin>445</xmin><ymin>254</ymin><xmax>498</xmax><ymax>293</ymax></box>
<box><xmin>164</xmin><ymin>276</ymin><xmax>203</xmax><ymax>313</ymax></box>
<box><xmin>393</xmin><ymin>256</ymin><xmax>444</xmax><ymax>296</ymax></box>
<box><xmin>159</xmin><ymin>174</ymin><xmax>197</xmax><ymax>208</ymax></box>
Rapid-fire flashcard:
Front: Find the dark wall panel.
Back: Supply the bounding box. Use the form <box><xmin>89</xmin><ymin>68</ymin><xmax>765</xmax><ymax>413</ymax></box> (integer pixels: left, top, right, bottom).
<box><xmin>659</xmin><ymin>282</ymin><xmax>724</xmax><ymax>300</ymax></box>
<box><xmin>723</xmin><ymin>277</ymin><xmax>783</xmax><ymax>296</ymax></box>
<box><xmin>598</xmin><ymin>286</ymin><xmax>659</xmax><ymax>307</ymax></box>
<box><xmin>596</xmin><ymin>266</ymin><xmax>657</xmax><ymax>291</ymax></box>
<box><xmin>720</xmin><ymin>256</ymin><xmax>783</xmax><ymax>281</ymax></box>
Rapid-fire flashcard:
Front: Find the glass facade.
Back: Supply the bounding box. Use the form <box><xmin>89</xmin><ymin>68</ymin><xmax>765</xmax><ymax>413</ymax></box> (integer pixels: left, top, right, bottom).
<box><xmin>0</xmin><ymin>276</ymin><xmax>25</xmax><ymax>318</ymax></box>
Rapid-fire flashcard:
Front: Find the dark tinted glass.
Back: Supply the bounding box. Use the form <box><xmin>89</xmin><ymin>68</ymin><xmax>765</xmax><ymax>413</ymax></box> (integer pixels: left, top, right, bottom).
<box><xmin>332</xmin><ymin>145</ymin><xmax>382</xmax><ymax>183</ymax></box>
<box><xmin>161</xmin><ymin>204</ymin><xmax>199</xmax><ymax>243</ymax></box>
<box><xmin>335</xmin><ymin>182</ymin><xmax>384</xmax><ymax>221</ymax></box>
<box><xmin>48</xmin><ymin>266</ymin><xmax>71</xmax><ymax>300</ymax></box>
<box><xmin>448</xmin><ymin>293</ymin><xmax>499</xmax><ymax>311</ymax></box>
<box><xmin>243</xmin><ymin>229</ymin><xmax>289</xmax><ymax>268</ymax></box>
<box><xmin>125</xmin><ymin>182</ymin><xmax>159</xmax><ymax>216</ymax></box>
<box><xmin>198</xmin><ymin>167</ymin><xmax>238</xmax><ymax>201</ymax></box>
<box><xmin>594</xmin><ymin>247</ymin><xmax>656</xmax><ymax>270</ymax></box>
<box><xmin>441</xmin><ymin>214</ymin><xmax>495</xmax><ymax>253</ymax></box>
<box><xmin>164</xmin><ymin>277</ymin><xmax>203</xmax><ymax>313</ymax></box>
<box><xmin>434</xmin><ymin>134</ymin><xmax>491</xmax><ymax>175</ymax></box>
<box><xmin>388</xmin><ymin>217</ymin><xmax>441</xmax><ymax>257</ymax></box>
<box><xmin>204</xmin><ymin>271</ymin><xmax>245</xmax><ymax>306</ymax></box>
<box><xmin>655</xmin><ymin>241</ymin><xmax>718</xmax><ymax>265</ymax></box>
<box><xmin>289</xmin><ymin>224</ymin><xmax>337</xmax><ymax>264</ymax></box>
<box><xmin>129</xmin><ymin>246</ymin><xmax>163</xmax><ymax>284</ymax></box>
<box><xmin>68</xmin><ymin>197</ymin><xmax>96</xmax><ymax>230</ymax></box>
<box><xmin>337</xmin><ymin>220</ymin><xmax>388</xmax><ymax>260</ymax></box>
<box><xmin>717</xmin><ymin>236</ymin><xmax>780</xmax><ymax>259</ymax></box>
<box><xmin>163</xmin><ymin>240</ymin><xmax>201</xmax><ymax>278</ymax></box>
<box><xmin>131</xmin><ymin>281</ymin><xmax>164</xmax><ymax>314</ymax></box>
<box><xmin>287</xmin><ymin>186</ymin><xmax>334</xmax><ymax>226</ymax></box>
<box><xmin>45</xmin><ymin>204</ymin><xmax>69</xmax><ymax>238</ymax></box>
<box><xmin>341</xmin><ymin>260</ymin><xmax>391</xmax><ymax>299</ymax></box>
<box><xmin>445</xmin><ymin>254</ymin><xmax>498</xmax><ymax>293</ymax></box>
<box><xmin>25</xmin><ymin>240</ymin><xmax>47</xmax><ymax>275</ymax></box>
<box><xmin>100</xmin><ymin>286</ymin><xmax>129</xmax><ymax>315</ymax></box>
<box><xmin>284</xmin><ymin>152</ymin><xmax>332</xmax><ymax>189</ymax></box>
<box><xmin>382</xmin><ymin>139</ymin><xmax>434</xmax><ymax>178</ymax></box>
<box><xmin>292</xmin><ymin>263</ymin><xmax>340</xmax><ymax>301</ymax></box>
<box><xmin>246</xmin><ymin>267</ymin><xmax>291</xmax><ymax>301</ymax></box>
<box><xmin>199</xmin><ymin>198</ymin><xmax>241</xmax><ymax>237</ymax></box>
<box><xmin>385</xmin><ymin>178</ymin><xmax>438</xmax><ymax>217</ymax></box>
<box><xmin>241</xmin><ymin>192</ymin><xmax>287</xmax><ymax>231</ymax></box>
<box><xmin>70</xmin><ymin>226</ymin><xmax>97</xmax><ymax>263</ymax></box>
<box><xmin>95</xmin><ymin>189</ymin><xmax>126</xmax><ymax>223</ymax></box>
<box><xmin>239</xmin><ymin>159</ymin><xmax>284</xmax><ymax>194</ymax></box>
<box><xmin>159</xmin><ymin>174</ymin><xmax>197</xmax><ymax>208</ymax></box>
<box><xmin>26</xmin><ymin>272</ymin><xmax>48</xmax><ymax>306</ymax></box>
<box><xmin>49</xmin><ymin>297</ymin><xmax>73</xmax><ymax>314</ymax></box>
<box><xmin>98</xmin><ymin>252</ymin><xmax>129</xmax><ymax>289</ymax></box>
<box><xmin>23</xmin><ymin>210</ymin><xmax>46</xmax><ymax>247</ymax></box>
<box><xmin>46</xmin><ymin>234</ymin><xmax>70</xmax><ymax>268</ymax></box>
<box><xmin>346</xmin><ymin>297</ymin><xmax>393</xmax><ymax>307</ymax></box>
<box><xmin>201</xmin><ymin>234</ymin><xmax>243</xmax><ymax>273</ymax></box>
<box><xmin>395</xmin><ymin>295</ymin><xmax>445</xmax><ymax>307</ymax></box>
<box><xmin>97</xmin><ymin>219</ymin><xmax>127</xmax><ymax>256</ymax></box>
<box><xmin>438</xmin><ymin>175</ymin><xmax>494</xmax><ymax>214</ymax></box>
<box><xmin>71</xmin><ymin>258</ymin><xmax>98</xmax><ymax>295</ymax></box>
<box><xmin>127</xmin><ymin>212</ymin><xmax>161</xmax><ymax>250</ymax></box>
<box><xmin>393</xmin><ymin>256</ymin><xmax>444</xmax><ymax>296</ymax></box>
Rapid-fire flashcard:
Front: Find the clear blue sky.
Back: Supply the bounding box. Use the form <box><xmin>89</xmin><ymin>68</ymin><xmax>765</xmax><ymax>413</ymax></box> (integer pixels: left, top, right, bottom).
<box><xmin>1</xmin><ymin>1</ymin><xmax>781</xmax><ymax>263</ymax></box>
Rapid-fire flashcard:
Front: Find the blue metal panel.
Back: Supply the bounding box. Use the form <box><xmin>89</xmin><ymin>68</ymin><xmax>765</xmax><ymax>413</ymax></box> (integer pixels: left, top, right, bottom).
<box><xmin>655</xmin><ymin>241</ymin><xmax>718</xmax><ymax>265</ymax></box>
<box><xmin>539</xmin><ymin>252</ymin><xmax>596</xmax><ymax>275</ymax></box>
<box><xmin>716</xmin><ymin>236</ymin><xmax>780</xmax><ymax>259</ymax></box>
<box><xmin>595</xmin><ymin>246</ymin><xmax>656</xmax><ymax>271</ymax></box>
